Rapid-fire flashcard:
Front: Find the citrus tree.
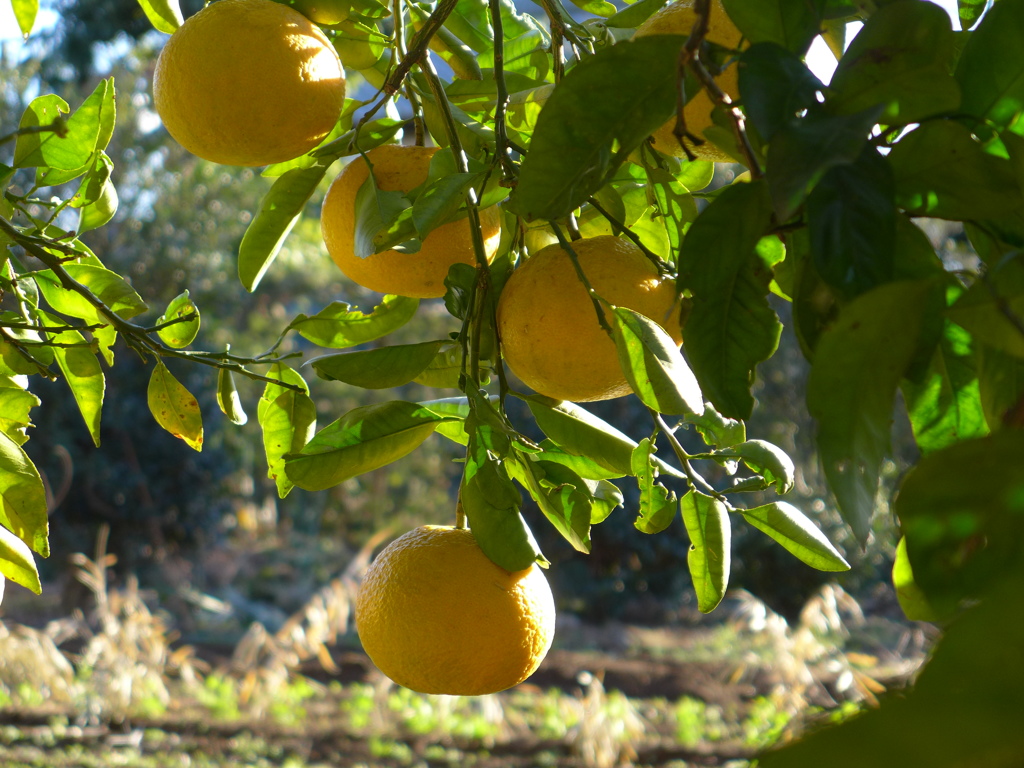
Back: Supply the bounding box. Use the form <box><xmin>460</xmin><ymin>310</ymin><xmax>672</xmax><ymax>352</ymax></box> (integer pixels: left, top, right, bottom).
<box><xmin>3</xmin><ymin>0</ymin><xmax>1024</xmax><ymax>752</ymax></box>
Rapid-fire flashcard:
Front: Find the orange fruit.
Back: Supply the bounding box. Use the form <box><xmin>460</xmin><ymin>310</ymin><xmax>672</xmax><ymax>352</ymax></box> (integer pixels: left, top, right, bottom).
<box><xmin>355</xmin><ymin>525</ymin><xmax>555</xmax><ymax>696</ymax></box>
<box><xmin>321</xmin><ymin>145</ymin><xmax>502</xmax><ymax>298</ymax></box>
<box><xmin>634</xmin><ymin>0</ymin><xmax>743</xmax><ymax>162</ymax></box>
<box><xmin>497</xmin><ymin>235</ymin><xmax>682</xmax><ymax>403</ymax></box>
<box><xmin>153</xmin><ymin>0</ymin><xmax>346</xmax><ymax>166</ymax></box>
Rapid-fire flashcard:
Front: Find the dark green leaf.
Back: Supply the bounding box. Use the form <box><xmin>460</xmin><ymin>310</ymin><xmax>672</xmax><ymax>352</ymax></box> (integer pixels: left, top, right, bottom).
<box><xmin>310</xmin><ymin>339</ymin><xmax>445</xmax><ymax>389</ymax></box>
<box><xmin>828</xmin><ymin>0</ymin><xmax>960</xmax><ymax>125</ymax></box>
<box><xmin>510</xmin><ymin>35</ymin><xmax>685</xmax><ymax>221</ymax></box>
<box><xmin>287</xmin><ymin>295</ymin><xmax>418</xmax><ymax>349</ymax></box>
<box><xmin>807</xmin><ymin>147</ymin><xmax>896</xmax><ymax>300</ymax></box>
<box><xmin>285</xmin><ymin>401</ymin><xmax>453</xmax><ymax>491</ymax></box>
<box><xmin>889</xmin><ymin>121</ymin><xmax>1024</xmax><ymax>221</ymax></box>
<box><xmin>258</xmin><ymin>365</ymin><xmax>315</xmax><ymax>498</ymax></box>
<box><xmin>611</xmin><ymin>307</ymin><xmax>704</xmax><ymax>417</ymax></box>
<box><xmin>766</xmin><ymin>107</ymin><xmax>882</xmax><ymax>221</ymax></box>
<box><xmin>681</xmin><ymin>490</ymin><xmax>731</xmax><ymax>613</ymax></box>
<box><xmin>977</xmin><ymin>344</ymin><xmax>1024</xmax><ymax>429</ymax></box>
<box><xmin>741</xmin><ymin>501</ymin><xmax>849</xmax><ymax>571</ymax></box>
<box><xmin>0</xmin><ymin>430</ymin><xmax>48</xmax><ymax>558</ymax></box>
<box><xmin>216</xmin><ymin>367</ymin><xmax>248</xmax><ymax>426</ymax></box>
<box><xmin>239</xmin><ymin>162</ymin><xmax>331</xmax><ymax>291</ymax></box>
<box><xmin>156</xmin><ymin>291</ymin><xmax>200</xmax><ymax>349</ymax></box>
<box><xmin>722</xmin><ymin>0</ymin><xmax>823</xmax><ymax>55</ymax></box>
<box><xmin>412</xmin><ymin>343</ymin><xmax>465</xmax><ymax>390</ymax></box>
<box><xmin>138</xmin><ymin>0</ymin><xmax>183</xmax><ymax>33</ymax></box>
<box><xmin>901</xmin><ymin>313</ymin><xmax>989</xmax><ymax>454</ymax></box>
<box><xmin>739</xmin><ymin>42</ymin><xmax>823</xmax><ymax>142</ymax></box>
<box><xmin>897</xmin><ymin>430</ymin><xmax>1024</xmax><ymax>616</ymax></box>
<box><xmin>147</xmin><ymin>361</ymin><xmax>202</xmax><ymax>452</ymax></box>
<box><xmin>631</xmin><ymin>438</ymin><xmax>678</xmax><ymax>534</ymax></box>
<box><xmin>0</xmin><ymin>522</ymin><xmax>41</xmax><ymax>595</ymax></box>
<box><xmin>807</xmin><ymin>279</ymin><xmax>940</xmax><ymax>543</ymax></box>
<box><xmin>353</xmin><ymin>172</ymin><xmax>417</xmax><ymax>257</ymax></box>
<box><xmin>947</xmin><ymin>257</ymin><xmax>1024</xmax><ymax>359</ymax></box>
<box><xmin>955</xmin><ymin>0</ymin><xmax>1024</xmax><ymax>129</ymax></box>
<box><xmin>647</xmin><ymin>168</ymin><xmax>698</xmax><ymax>258</ymax></box>
<box><xmin>678</xmin><ymin>180</ymin><xmax>781</xmax><ymax>419</ymax></box>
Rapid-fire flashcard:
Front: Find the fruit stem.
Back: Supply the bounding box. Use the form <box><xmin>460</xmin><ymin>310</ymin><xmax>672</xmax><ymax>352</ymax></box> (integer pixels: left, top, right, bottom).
<box><xmin>550</xmin><ymin>220</ymin><xmax>612</xmax><ymax>335</ymax></box>
<box><xmin>653</xmin><ymin>410</ymin><xmax>729</xmax><ymax>503</ymax></box>
<box><xmin>585</xmin><ymin>195</ymin><xmax>673</xmax><ymax>276</ymax></box>
<box><xmin>455</xmin><ymin>495</ymin><xmax>468</xmax><ymax>529</ymax></box>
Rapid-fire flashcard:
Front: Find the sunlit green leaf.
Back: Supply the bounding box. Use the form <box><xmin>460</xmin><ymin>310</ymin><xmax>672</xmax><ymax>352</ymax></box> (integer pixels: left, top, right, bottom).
<box><xmin>716</xmin><ymin>439</ymin><xmax>795</xmax><ymax>494</ymax></box>
<box><xmin>147</xmin><ymin>361</ymin><xmax>202</xmax><ymax>451</ymax></box>
<box><xmin>741</xmin><ymin>501</ymin><xmax>849</xmax><ymax>572</ymax></box>
<box><xmin>36</xmin><ymin>264</ymin><xmax>147</xmax><ymax>324</ymax></box>
<box><xmin>686</xmin><ymin>403</ymin><xmax>746</xmax><ymax>449</ymax></box>
<box><xmin>12</xmin><ymin>0</ymin><xmax>39</xmax><ymax>36</ymax></box>
<box><xmin>216</xmin><ymin>367</ymin><xmax>248</xmax><ymax>426</ymax></box>
<box><xmin>258</xmin><ymin>365</ymin><xmax>315</xmax><ymax>498</ymax></box>
<box><xmin>0</xmin><ymin>430</ymin><xmax>48</xmax><ymax>558</ymax></box>
<box><xmin>285</xmin><ymin>400</ymin><xmax>453</xmax><ymax>491</ymax></box>
<box><xmin>681</xmin><ymin>490</ymin><xmax>730</xmax><ymax>613</ymax></box>
<box><xmin>611</xmin><ymin>306</ymin><xmax>704</xmax><ymax>417</ymax></box>
<box><xmin>287</xmin><ymin>295</ymin><xmax>418</xmax><ymax>349</ymax></box>
<box><xmin>72</xmin><ymin>151</ymin><xmax>118</xmax><ymax>234</ymax></box>
<box><xmin>892</xmin><ymin>535</ymin><xmax>938</xmax><ymax>622</ymax></box>
<box><xmin>509</xmin><ymin>455</ymin><xmax>592</xmax><ymax>553</ymax></box>
<box><xmin>40</xmin><ymin>311</ymin><xmax>104</xmax><ymax>448</ymax></box>
<box><xmin>0</xmin><ymin>522</ymin><xmax>41</xmax><ymax>595</ymax></box>
<box><xmin>156</xmin><ymin>291</ymin><xmax>200</xmax><ymax>349</ymax></box>
<box><xmin>0</xmin><ymin>376</ymin><xmax>39</xmax><ymax>446</ymax></box>
<box><xmin>631</xmin><ymin>438</ymin><xmax>678</xmax><ymax>534</ymax></box>
<box><xmin>137</xmin><ymin>0</ymin><xmax>184</xmax><ymax>33</ymax></box>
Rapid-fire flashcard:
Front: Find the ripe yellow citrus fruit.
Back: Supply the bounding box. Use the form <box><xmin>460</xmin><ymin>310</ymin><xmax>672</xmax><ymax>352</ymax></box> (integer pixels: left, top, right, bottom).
<box><xmin>355</xmin><ymin>525</ymin><xmax>555</xmax><ymax>696</ymax></box>
<box><xmin>321</xmin><ymin>144</ymin><xmax>502</xmax><ymax>298</ymax></box>
<box><xmin>497</xmin><ymin>235</ymin><xmax>682</xmax><ymax>403</ymax></box>
<box><xmin>153</xmin><ymin>0</ymin><xmax>346</xmax><ymax>167</ymax></box>
<box><xmin>634</xmin><ymin>0</ymin><xmax>743</xmax><ymax>162</ymax></box>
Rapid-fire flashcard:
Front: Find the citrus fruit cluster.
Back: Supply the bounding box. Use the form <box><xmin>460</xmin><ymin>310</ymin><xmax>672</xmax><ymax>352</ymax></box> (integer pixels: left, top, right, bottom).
<box><xmin>635</xmin><ymin>0</ymin><xmax>743</xmax><ymax>162</ymax></box>
<box><xmin>152</xmin><ymin>0</ymin><xmax>346</xmax><ymax>167</ymax></box>
<box><xmin>355</xmin><ymin>525</ymin><xmax>556</xmax><ymax>695</ymax></box>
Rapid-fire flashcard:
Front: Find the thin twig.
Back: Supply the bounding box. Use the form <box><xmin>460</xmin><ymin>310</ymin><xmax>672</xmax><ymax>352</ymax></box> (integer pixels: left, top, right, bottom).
<box><xmin>488</xmin><ymin>0</ymin><xmax>517</xmax><ymax>184</ymax></box>
<box><xmin>550</xmin><ymin>220</ymin><xmax>611</xmax><ymax>333</ymax></box>
<box><xmin>586</xmin><ymin>196</ymin><xmax>673</xmax><ymax>275</ymax></box>
<box><xmin>653</xmin><ymin>411</ymin><xmax>728</xmax><ymax>502</ymax></box>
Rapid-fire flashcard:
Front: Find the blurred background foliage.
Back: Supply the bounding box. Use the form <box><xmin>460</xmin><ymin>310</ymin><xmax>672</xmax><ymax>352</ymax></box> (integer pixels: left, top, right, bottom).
<box><xmin>1</xmin><ymin>0</ymin><xmax>922</xmax><ymax>635</ymax></box>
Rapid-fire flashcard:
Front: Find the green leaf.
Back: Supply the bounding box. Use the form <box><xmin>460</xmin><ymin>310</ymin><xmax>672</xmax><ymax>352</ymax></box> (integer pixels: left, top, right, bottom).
<box><xmin>828</xmin><ymin>0</ymin><xmax>960</xmax><ymax>125</ymax></box>
<box><xmin>806</xmin><ymin>147</ymin><xmax>896</xmax><ymax>301</ymax></box>
<box><xmin>977</xmin><ymin>344</ymin><xmax>1024</xmax><ymax>429</ymax></box>
<box><xmin>510</xmin><ymin>35</ymin><xmax>685</xmax><ymax>221</ymax></box>
<box><xmin>605</xmin><ymin>0</ymin><xmax>667</xmax><ymax>28</ymax></box>
<box><xmin>461</xmin><ymin>424</ymin><xmax>544</xmax><ymax>571</ymax></box>
<box><xmin>287</xmin><ymin>295</ymin><xmax>418</xmax><ymax>349</ymax></box>
<box><xmin>509</xmin><ymin>455</ymin><xmax>593</xmax><ymax>553</ymax></box>
<box><xmin>12</xmin><ymin>0</ymin><xmax>39</xmax><ymax>36</ymax></box>
<box><xmin>216</xmin><ymin>367</ymin><xmax>248</xmax><ymax>426</ymax></box>
<box><xmin>678</xmin><ymin>180</ymin><xmax>781</xmax><ymax>420</ymax></box>
<box><xmin>687</xmin><ymin>403</ymin><xmax>746</xmax><ymax>449</ymax></box>
<box><xmin>955</xmin><ymin>0</ymin><xmax>1024</xmax><ymax>130</ymax></box>
<box><xmin>0</xmin><ymin>430</ymin><xmax>48</xmax><ymax>558</ymax></box>
<box><xmin>631</xmin><ymin>438</ymin><xmax>678</xmax><ymax>534</ymax></box>
<box><xmin>717</xmin><ymin>439</ymin><xmax>796</xmax><ymax>494</ymax></box>
<box><xmin>137</xmin><ymin>0</ymin><xmax>183</xmax><ymax>33</ymax></box>
<box><xmin>524</xmin><ymin>395</ymin><xmax>686</xmax><ymax>479</ymax></box>
<box><xmin>41</xmin><ymin>311</ymin><xmax>104</xmax><ymax>448</ymax></box>
<box><xmin>738</xmin><ymin>42</ymin><xmax>824</xmax><ymax>142</ymax></box>
<box><xmin>258</xmin><ymin>366</ymin><xmax>315</xmax><ymax>498</ymax></box>
<box><xmin>16</xmin><ymin>79</ymin><xmax>115</xmax><ymax>176</ymax></box>
<box><xmin>566</xmin><ymin>0</ymin><xmax>616</xmax><ymax>18</ymax></box>
<box><xmin>412</xmin><ymin>343</ymin><xmax>465</xmax><ymax>389</ymax></box>
<box><xmin>156</xmin><ymin>291</ymin><xmax>200</xmax><ymax>349</ymax></box>
<box><xmin>0</xmin><ymin>376</ymin><xmax>39</xmax><ymax>446</ymax></box>
<box><xmin>147</xmin><ymin>361</ymin><xmax>203</xmax><ymax>451</ymax></box>
<box><xmin>896</xmin><ymin>430</ymin><xmax>1024</xmax><ymax>616</ymax></box>
<box><xmin>901</xmin><ymin>314</ymin><xmax>990</xmax><ymax>454</ymax></box>
<box><xmin>957</xmin><ymin>0</ymin><xmax>988</xmax><ymax>30</ymax></box>
<box><xmin>310</xmin><ymin>339</ymin><xmax>445</xmax><ymax>389</ymax></box>
<box><xmin>722</xmin><ymin>0</ymin><xmax>823</xmax><ymax>55</ymax></box>
<box><xmin>418</xmin><ymin>396</ymin><xmax>472</xmax><ymax>445</ymax></box>
<box><xmin>72</xmin><ymin>151</ymin><xmax>118</xmax><ymax>234</ymax></box>
<box><xmin>285</xmin><ymin>400</ymin><xmax>453</xmax><ymax>491</ymax></box>
<box><xmin>681</xmin><ymin>490</ymin><xmax>731</xmax><ymax>613</ymax></box>
<box><xmin>0</xmin><ymin>522</ymin><xmax>41</xmax><ymax>595</ymax></box>
<box><xmin>353</xmin><ymin>171</ymin><xmax>417</xmax><ymax>257</ymax></box>
<box><xmin>889</xmin><ymin>121</ymin><xmax>1024</xmax><ymax>221</ymax></box>
<box><xmin>891</xmin><ymin>535</ymin><xmax>938</xmax><ymax>622</ymax></box>
<box><xmin>36</xmin><ymin>264</ymin><xmax>147</xmax><ymax>323</ymax></box>
<box><xmin>239</xmin><ymin>162</ymin><xmax>331</xmax><ymax>291</ymax></box>
<box><xmin>532</xmin><ymin>440</ymin><xmax>624</xmax><ymax>481</ymax></box>
<box><xmin>807</xmin><ymin>279</ymin><xmax>941</xmax><ymax>543</ymax></box>
<box><xmin>766</xmin><ymin>106</ymin><xmax>882</xmax><ymax>221</ymax></box>
<box><xmin>741</xmin><ymin>501</ymin><xmax>849</xmax><ymax>572</ymax></box>
<box><xmin>947</xmin><ymin>257</ymin><xmax>1024</xmax><ymax>359</ymax></box>
<box><xmin>611</xmin><ymin>306</ymin><xmax>704</xmax><ymax>417</ymax></box>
